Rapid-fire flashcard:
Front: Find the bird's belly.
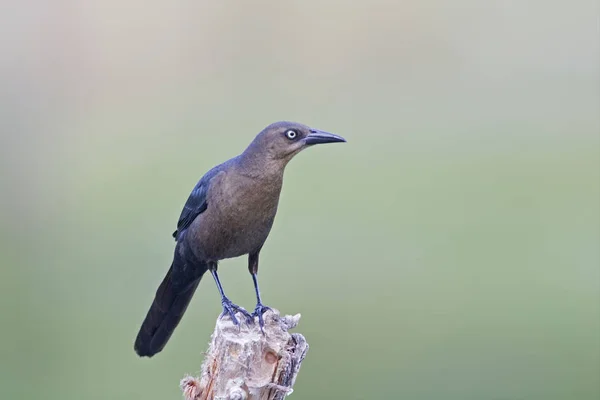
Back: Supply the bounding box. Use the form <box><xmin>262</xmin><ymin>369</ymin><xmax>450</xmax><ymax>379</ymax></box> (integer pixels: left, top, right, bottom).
<box><xmin>188</xmin><ymin>187</ymin><xmax>279</xmax><ymax>261</ymax></box>
<box><xmin>195</xmin><ymin>213</ymin><xmax>274</xmax><ymax>260</ymax></box>
<box><xmin>220</xmin><ymin>220</ymin><xmax>272</xmax><ymax>258</ymax></box>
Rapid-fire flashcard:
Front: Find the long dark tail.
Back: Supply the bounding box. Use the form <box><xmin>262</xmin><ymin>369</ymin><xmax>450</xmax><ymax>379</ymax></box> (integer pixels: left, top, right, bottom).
<box><xmin>134</xmin><ymin>255</ymin><xmax>207</xmax><ymax>357</ymax></box>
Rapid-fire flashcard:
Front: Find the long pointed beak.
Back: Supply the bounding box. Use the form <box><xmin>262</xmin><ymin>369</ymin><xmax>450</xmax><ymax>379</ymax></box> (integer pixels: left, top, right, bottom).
<box><xmin>305</xmin><ymin>129</ymin><xmax>346</xmax><ymax>145</ymax></box>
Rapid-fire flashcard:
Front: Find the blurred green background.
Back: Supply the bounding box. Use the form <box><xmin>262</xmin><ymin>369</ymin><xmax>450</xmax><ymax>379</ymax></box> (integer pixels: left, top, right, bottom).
<box><xmin>1</xmin><ymin>1</ymin><xmax>599</xmax><ymax>399</ymax></box>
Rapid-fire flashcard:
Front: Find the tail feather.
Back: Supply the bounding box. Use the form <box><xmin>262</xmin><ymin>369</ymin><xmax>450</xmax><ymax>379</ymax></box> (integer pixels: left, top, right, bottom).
<box><xmin>134</xmin><ymin>258</ymin><xmax>207</xmax><ymax>357</ymax></box>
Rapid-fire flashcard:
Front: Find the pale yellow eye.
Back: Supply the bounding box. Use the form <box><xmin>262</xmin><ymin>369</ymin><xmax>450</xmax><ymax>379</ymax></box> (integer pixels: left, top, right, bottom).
<box><xmin>285</xmin><ymin>130</ymin><xmax>298</xmax><ymax>140</ymax></box>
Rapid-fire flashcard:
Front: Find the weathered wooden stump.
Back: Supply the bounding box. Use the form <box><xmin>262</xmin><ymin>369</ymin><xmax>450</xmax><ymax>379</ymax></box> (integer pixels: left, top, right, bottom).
<box><xmin>181</xmin><ymin>309</ymin><xmax>308</xmax><ymax>400</ymax></box>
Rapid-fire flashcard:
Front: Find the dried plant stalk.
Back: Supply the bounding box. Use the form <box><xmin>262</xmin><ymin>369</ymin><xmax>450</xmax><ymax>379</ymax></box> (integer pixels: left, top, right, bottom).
<box><xmin>181</xmin><ymin>309</ymin><xmax>308</xmax><ymax>400</ymax></box>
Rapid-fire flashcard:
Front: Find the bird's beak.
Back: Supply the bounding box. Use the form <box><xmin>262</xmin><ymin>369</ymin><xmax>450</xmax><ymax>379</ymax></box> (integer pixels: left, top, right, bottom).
<box><xmin>305</xmin><ymin>129</ymin><xmax>347</xmax><ymax>145</ymax></box>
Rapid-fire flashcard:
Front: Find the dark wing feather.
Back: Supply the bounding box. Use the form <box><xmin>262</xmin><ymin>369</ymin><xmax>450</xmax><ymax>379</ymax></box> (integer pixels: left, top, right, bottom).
<box><xmin>172</xmin><ymin>165</ymin><xmax>224</xmax><ymax>241</ymax></box>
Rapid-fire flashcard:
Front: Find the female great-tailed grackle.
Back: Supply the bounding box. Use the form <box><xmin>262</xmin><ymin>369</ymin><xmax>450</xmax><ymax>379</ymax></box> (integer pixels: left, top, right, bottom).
<box><xmin>134</xmin><ymin>121</ymin><xmax>345</xmax><ymax>357</ymax></box>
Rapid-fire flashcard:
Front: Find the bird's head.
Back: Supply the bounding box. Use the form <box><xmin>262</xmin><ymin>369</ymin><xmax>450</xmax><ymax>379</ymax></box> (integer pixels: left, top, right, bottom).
<box><xmin>243</xmin><ymin>121</ymin><xmax>346</xmax><ymax>166</ymax></box>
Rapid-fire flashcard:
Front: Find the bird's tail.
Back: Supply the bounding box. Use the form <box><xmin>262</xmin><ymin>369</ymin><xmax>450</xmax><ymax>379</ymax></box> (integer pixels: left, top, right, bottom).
<box><xmin>134</xmin><ymin>257</ymin><xmax>207</xmax><ymax>357</ymax></box>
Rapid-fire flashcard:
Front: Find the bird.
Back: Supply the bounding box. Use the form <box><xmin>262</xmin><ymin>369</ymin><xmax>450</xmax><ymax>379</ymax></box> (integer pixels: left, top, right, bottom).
<box><xmin>134</xmin><ymin>121</ymin><xmax>346</xmax><ymax>357</ymax></box>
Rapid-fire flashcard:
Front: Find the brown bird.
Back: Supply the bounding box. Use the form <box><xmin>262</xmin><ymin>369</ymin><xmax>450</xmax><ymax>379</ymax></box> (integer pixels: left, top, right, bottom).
<box><xmin>134</xmin><ymin>121</ymin><xmax>346</xmax><ymax>357</ymax></box>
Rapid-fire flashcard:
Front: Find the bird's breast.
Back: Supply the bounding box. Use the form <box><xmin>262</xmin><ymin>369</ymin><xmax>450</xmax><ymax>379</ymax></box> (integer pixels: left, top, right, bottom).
<box><xmin>189</xmin><ymin>173</ymin><xmax>282</xmax><ymax>260</ymax></box>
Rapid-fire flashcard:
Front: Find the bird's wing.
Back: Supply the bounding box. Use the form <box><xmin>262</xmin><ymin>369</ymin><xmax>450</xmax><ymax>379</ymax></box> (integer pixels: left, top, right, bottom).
<box><xmin>172</xmin><ymin>166</ymin><xmax>223</xmax><ymax>241</ymax></box>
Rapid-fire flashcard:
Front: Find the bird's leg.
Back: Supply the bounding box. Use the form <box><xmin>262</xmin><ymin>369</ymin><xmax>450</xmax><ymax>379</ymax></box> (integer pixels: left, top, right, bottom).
<box><xmin>251</xmin><ymin>273</ymin><xmax>272</xmax><ymax>328</ymax></box>
<box><xmin>208</xmin><ymin>263</ymin><xmax>252</xmax><ymax>325</ymax></box>
<box><xmin>248</xmin><ymin>252</ymin><xmax>271</xmax><ymax>330</ymax></box>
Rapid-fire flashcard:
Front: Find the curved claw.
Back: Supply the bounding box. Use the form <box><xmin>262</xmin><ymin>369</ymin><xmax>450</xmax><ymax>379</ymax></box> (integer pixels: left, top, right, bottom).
<box><xmin>252</xmin><ymin>303</ymin><xmax>272</xmax><ymax>332</ymax></box>
<box><xmin>220</xmin><ymin>299</ymin><xmax>253</xmax><ymax>325</ymax></box>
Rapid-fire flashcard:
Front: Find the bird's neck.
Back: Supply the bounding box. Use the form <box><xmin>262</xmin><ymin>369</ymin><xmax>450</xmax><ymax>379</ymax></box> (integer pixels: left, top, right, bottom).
<box><xmin>237</xmin><ymin>145</ymin><xmax>288</xmax><ymax>181</ymax></box>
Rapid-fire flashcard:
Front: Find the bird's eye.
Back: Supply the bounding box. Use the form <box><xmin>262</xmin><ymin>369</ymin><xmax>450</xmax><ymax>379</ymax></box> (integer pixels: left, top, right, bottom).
<box><xmin>285</xmin><ymin>130</ymin><xmax>298</xmax><ymax>140</ymax></box>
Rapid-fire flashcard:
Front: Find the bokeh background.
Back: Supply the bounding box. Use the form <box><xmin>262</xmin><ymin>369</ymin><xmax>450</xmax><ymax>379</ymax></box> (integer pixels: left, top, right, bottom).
<box><xmin>1</xmin><ymin>1</ymin><xmax>599</xmax><ymax>399</ymax></box>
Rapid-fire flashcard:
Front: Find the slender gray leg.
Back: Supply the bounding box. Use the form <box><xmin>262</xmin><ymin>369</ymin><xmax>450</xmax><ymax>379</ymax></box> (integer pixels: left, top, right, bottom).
<box><xmin>209</xmin><ymin>262</ymin><xmax>252</xmax><ymax>325</ymax></box>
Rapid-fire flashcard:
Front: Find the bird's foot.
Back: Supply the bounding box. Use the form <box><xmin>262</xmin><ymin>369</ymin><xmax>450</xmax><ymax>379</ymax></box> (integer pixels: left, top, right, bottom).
<box><xmin>220</xmin><ymin>298</ymin><xmax>253</xmax><ymax>325</ymax></box>
<box><xmin>252</xmin><ymin>303</ymin><xmax>272</xmax><ymax>332</ymax></box>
